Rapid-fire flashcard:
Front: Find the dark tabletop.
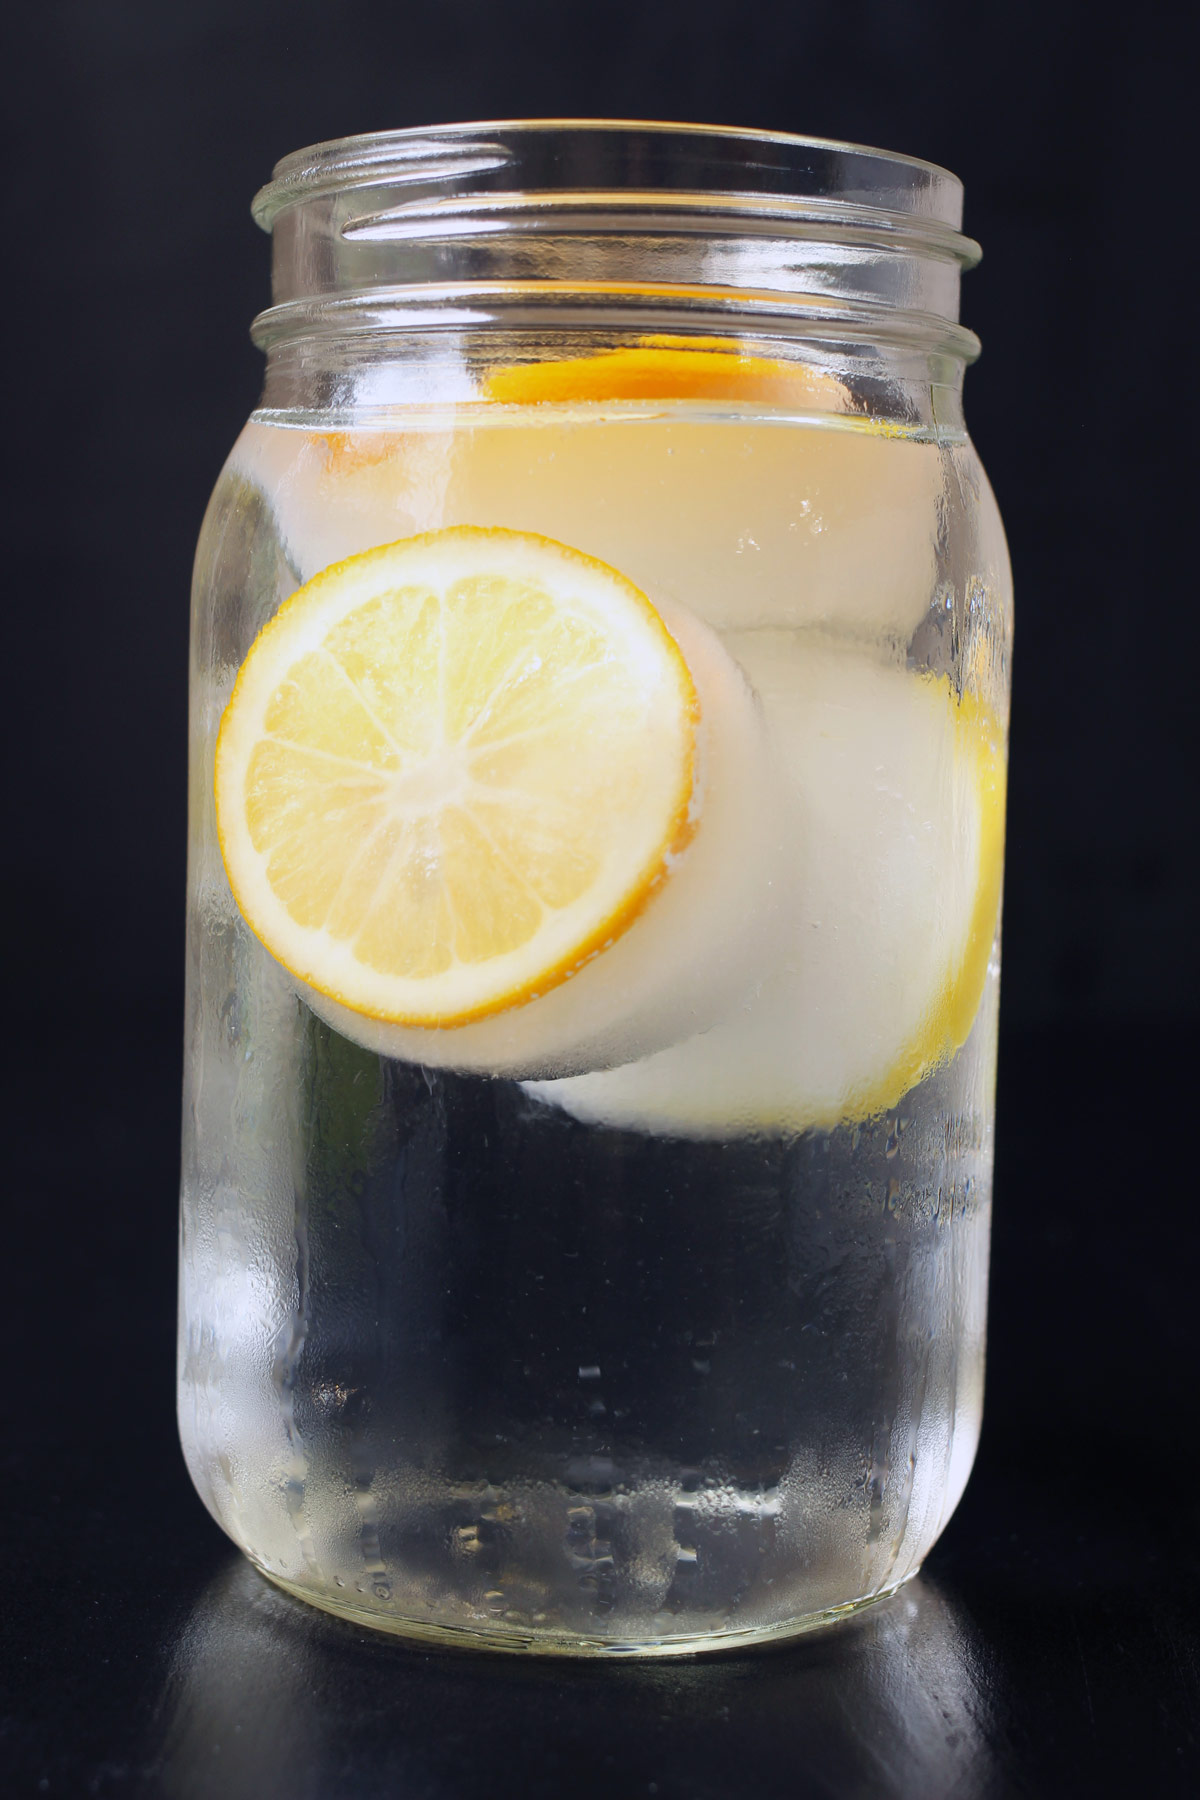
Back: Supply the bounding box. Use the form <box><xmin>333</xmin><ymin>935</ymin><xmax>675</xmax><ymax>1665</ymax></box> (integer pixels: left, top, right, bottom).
<box><xmin>5</xmin><ymin>0</ymin><xmax>1198</xmax><ymax>1789</ymax></box>
<box><xmin>3</xmin><ymin>1023</ymin><xmax>1197</xmax><ymax>1799</ymax></box>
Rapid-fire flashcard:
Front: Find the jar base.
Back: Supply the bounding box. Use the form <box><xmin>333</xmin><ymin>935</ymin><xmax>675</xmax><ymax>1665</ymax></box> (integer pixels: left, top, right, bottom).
<box><xmin>253</xmin><ymin>1564</ymin><xmax>919</xmax><ymax>1658</ymax></box>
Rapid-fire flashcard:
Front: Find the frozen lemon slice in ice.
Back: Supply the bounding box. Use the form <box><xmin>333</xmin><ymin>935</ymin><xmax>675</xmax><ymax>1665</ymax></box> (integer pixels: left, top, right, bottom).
<box><xmin>215</xmin><ymin>526</ymin><xmax>699</xmax><ymax>1033</ymax></box>
<box><xmin>524</xmin><ymin>640</ymin><xmax>1005</xmax><ymax>1136</ymax></box>
<box><xmin>231</xmin><ymin>337</ymin><xmax>941</xmax><ymax>647</ymax></box>
<box><xmin>474</xmin><ymin>341</ymin><xmax>939</xmax><ymax>642</ymax></box>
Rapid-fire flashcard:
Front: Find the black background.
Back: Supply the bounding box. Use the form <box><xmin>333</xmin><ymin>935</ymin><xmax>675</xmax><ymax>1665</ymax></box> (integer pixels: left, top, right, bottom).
<box><xmin>4</xmin><ymin>2</ymin><xmax>1197</xmax><ymax>1795</ymax></box>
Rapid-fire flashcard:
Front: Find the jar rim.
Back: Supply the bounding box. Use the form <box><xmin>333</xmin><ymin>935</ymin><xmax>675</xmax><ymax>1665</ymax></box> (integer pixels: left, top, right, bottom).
<box><xmin>251</xmin><ymin>121</ymin><xmax>982</xmax><ymax>362</ymax></box>
<box><xmin>252</xmin><ymin>118</ymin><xmax>976</xmax><ymax>258</ymax></box>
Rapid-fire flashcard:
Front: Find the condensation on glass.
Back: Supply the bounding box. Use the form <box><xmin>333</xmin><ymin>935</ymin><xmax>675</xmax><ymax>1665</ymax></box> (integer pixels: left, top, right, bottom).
<box><xmin>179</xmin><ymin>121</ymin><xmax>1011</xmax><ymax>1656</ymax></box>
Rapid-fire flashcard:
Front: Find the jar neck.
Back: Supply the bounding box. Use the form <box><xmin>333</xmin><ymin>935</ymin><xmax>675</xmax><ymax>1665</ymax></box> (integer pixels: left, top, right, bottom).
<box><xmin>256</xmin><ymin>323</ymin><xmax>968</xmax><ymax>439</ymax></box>
<box><xmin>250</xmin><ymin>122</ymin><xmax>981</xmax><ymax>424</ymax></box>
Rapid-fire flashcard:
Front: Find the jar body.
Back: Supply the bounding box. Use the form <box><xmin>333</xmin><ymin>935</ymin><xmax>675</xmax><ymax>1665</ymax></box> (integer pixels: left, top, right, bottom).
<box><xmin>180</xmin><ymin>127</ymin><xmax>1010</xmax><ymax>1654</ymax></box>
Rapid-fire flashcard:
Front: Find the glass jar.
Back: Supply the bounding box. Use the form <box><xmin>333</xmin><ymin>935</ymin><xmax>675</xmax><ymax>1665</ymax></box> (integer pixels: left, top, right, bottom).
<box><xmin>179</xmin><ymin>121</ymin><xmax>1011</xmax><ymax>1656</ymax></box>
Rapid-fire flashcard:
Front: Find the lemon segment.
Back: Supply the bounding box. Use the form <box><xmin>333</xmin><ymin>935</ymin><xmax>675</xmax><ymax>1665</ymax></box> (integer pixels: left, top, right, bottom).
<box><xmin>524</xmin><ymin>641</ymin><xmax>1006</xmax><ymax>1137</ymax></box>
<box><xmin>215</xmin><ymin>527</ymin><xmax>699</xmax><ymax>1031</ymax></box>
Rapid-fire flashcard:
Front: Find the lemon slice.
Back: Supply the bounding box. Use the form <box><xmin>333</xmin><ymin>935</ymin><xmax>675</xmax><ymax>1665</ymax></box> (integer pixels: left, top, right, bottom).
<box><xmin>215</xmin><ymin>526</ymin><xmax>778</xmax><ymax>1072</ymax></box>
<box><xmin>484</xmin><ymin>335</ymin><xmax>850</xmax><ymax>409</ymax></box>
<box><xmin>524</xmin><ymin>639</ymin><xmax>1006</xmax><ymax>1137</ymax></box>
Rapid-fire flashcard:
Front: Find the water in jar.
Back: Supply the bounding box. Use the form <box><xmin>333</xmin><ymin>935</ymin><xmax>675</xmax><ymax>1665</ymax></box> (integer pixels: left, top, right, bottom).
<box><xmin>179</xmin><ymin>385</ymin><xmax>1009</xmax><ymax>1653</ymax></box>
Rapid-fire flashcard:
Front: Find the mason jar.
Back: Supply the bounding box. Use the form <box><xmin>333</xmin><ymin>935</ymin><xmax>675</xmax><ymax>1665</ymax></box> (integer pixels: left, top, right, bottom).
<box><xmin>179</xmin><ymin>121</ymin><xmax>1011</xmax><ymax>1656</ymax></box>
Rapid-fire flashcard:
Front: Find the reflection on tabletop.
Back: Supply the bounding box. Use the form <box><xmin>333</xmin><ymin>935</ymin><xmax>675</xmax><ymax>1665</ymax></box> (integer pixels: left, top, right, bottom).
<box><xmin>149</xmin><ymin>1557</ymin><xmax>998</xmax><ymax>1800</ymax></box>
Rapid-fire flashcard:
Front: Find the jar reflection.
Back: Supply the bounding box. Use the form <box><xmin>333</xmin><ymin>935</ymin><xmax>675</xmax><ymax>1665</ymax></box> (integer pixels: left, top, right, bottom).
<box><xmin>152</xmin><ymin>1559</ymin><xmax>998</xmax><ymax>1800</ymax></box>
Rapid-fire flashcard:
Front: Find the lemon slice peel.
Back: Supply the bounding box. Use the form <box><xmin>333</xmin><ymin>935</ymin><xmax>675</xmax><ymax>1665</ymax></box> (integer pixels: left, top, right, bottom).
<box><xmin>484</xmin><ymin>334</ymin><xmax>850</xmax><ymax>411</ymax></box>
<box><xmin>834</xmin><ymin>686</ymin><xmax>1006</xmax><ymax>1129</ymax></box>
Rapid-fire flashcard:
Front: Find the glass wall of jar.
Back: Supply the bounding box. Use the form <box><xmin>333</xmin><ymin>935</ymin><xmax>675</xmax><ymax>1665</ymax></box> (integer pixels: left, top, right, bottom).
<box><xmin>180</xmin><ymin>122</ymin><xmax>1011</xmax><ymax>1655</ymax></box>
